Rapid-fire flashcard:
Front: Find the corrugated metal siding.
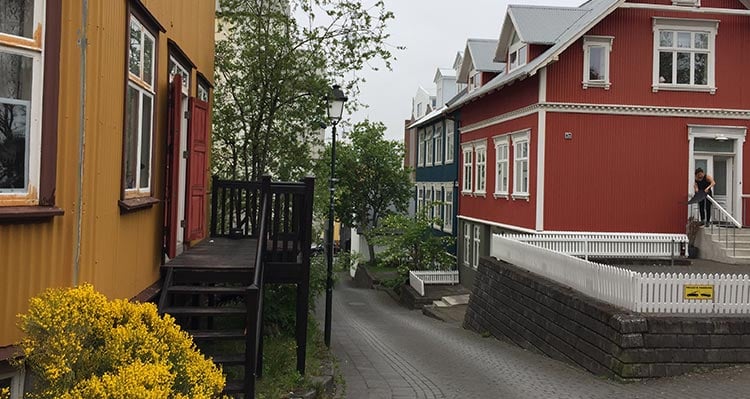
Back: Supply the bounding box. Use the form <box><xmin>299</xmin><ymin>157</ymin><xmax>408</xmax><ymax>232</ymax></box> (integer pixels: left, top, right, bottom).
<box><xmin>461</xmin><ymin>75</ymin><xmax>539</xmax><ymax>127</ymax></box>
<box><xmin>544</xmin><ymin>113</ymin><xmax>750</xmax><ymax>233</ymax></box>
<box><xmin>459</xmin><ymin>114</ymin><xmax>538</xmax><ymax>231</ymax></box>
<box><xmin>547</xmin><ymin>7</ymin><xmax>750</xmax><ymax>109</ymax></box>
<box><xmin>0</xmin><ymin>0</ymin><xmax>215</xmax><ymax>346</ymax></box>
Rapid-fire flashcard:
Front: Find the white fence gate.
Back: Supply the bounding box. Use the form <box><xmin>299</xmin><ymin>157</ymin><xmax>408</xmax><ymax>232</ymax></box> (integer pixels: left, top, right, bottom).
<box><xmin>492</xmin><ymin>235</ymin><xmax>750</xmax><ymax>314</ymax></box>
<box><xmin>409</xmin><ymin>271</ymin><xmax>460</xmax><ymax>296</ymax></box>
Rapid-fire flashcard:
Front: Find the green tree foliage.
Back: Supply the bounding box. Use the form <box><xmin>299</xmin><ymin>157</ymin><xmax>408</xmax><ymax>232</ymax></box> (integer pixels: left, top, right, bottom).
<box><xmin>314</xmin><ymin>120</ymin><xmax>412</xmax><ymax>263</ymax></box>
<box><xmin>213</xmin><ymin>0</ymin><xmax>398</xmax><ymax>181</ymax></box>
<box><xmin>372</xmin><ymin>209</ymin><xmax>456</xmax><ymax>279</ymax></box>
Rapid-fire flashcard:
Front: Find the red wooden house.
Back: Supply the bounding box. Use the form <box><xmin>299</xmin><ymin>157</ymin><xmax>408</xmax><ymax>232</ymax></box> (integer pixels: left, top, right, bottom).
<box><xmin>451</xmin><ymin>0</ymin><xmax>750</xmax><ymax>283</ymax></box>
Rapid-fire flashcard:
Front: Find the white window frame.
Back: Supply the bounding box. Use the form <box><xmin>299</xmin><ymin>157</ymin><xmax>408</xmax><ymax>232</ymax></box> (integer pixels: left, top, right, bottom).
<box><xmin>426</xmin><ymin>126</ymin><xmax>434</xmax><ymax>166</ymax></box>
<box><xmin>469</xmin><ymin>70</ymin><xmax>482</xmax><ymax>91</ymax></box>
<box><xmin>494</xmin><ymin>135</ymin><xmax>510</xmax><ymax>197</ymax></box>
<box><xmin>432</xmin><ymin>185</ymin><xmax>441</xmax><ymax>227</ymax></box>
<box><xmin>416</xmin><ymin>185</ymin><xmax>424</xmax><ymax>214</ymax></box>
<box><xmin>582</xmin><ymin>36</ymin><xmax>614</xmax><ymax>90</ymax></box>
<box><xmin>462</xmin><ymin>145</ymin><xmax>473</xmax><ymax>194</ymax></box>
<box><xmin>463</xmin><ymin>223</ymin><xmax>471</xmax><ymax>266</ymax></box>
<box><xmin>428</xmin><ymin>185</ymin><xmax>435</xmax><ymax>219</ymax></box>
<box><xmin>445</xmin><ymin>120</ymin><xmax>454</xmax><ymax>164</ymax></box>
<box><xmin>434</xmin><ymin>124</ymin><xmax>443</xmax><ymax>165</ymax></box>
<box><xmin>0</xmin><ymin>0</ymin><xmax>45</xmax><ymax>205</ymax></box>
<box><xmin>443</xmin><ymin>186</ymin><xmax>453</xmax><ymax>233</ymax></box>
<box><xmin>124</xmin><ymin>15</ymin><xmax>157</xmax><ymax>196</ymax></box>
<box><xmin>1</xmin><ymin>369</ymin><xmax>25</xmax><ymax>399</ymax></box>
<box><xmin>511</xmin><ymin>130</ymin><xmax>530</xmax><ymax>200</ymax></box>
<box><xmin>672</xmin><ymin>0</ymin><xmax>700</xmax><ymax>6</ymax></box>
<box><xmin>652</xmin><ymin>18</ymin><xmax>718</xmax><ymax>94</ymax></box>
<box><xmin>474</xmin><ymin>145</ymin><xmax>487</xmax><ymax>196</ymax></box>
<box><xmin>508</xmin><ymin>41</ymin><xmax>528</xmax><ymax>72</ymax></box>
<box><xmin>417</xmin><ymin>129</ymin><xmax>425</xmax><ymax>167</ymax></box>
<box><xmin>472</xmin><ymin>225</ymin><xmax>481</xmax><ymax>269</ymax></box>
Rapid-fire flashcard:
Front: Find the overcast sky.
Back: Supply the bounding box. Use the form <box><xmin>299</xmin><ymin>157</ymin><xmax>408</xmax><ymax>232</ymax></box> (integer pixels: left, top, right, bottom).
<box><xmin>343</xmin><ymin>0</ymin><xmax>584</xmax><ymax>141</ymax></box>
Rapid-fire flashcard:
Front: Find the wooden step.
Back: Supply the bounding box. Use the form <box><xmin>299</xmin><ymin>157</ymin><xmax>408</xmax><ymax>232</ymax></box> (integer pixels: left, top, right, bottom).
<box><xmin>167</xmin><ymin>285</ymin><xmax>249</xmax><ymax>295</ymax></box>
<box><xmin>189</xmin><ymin>329</ymin><xmax>246</xmax><ymax>341</ymax></box>
<box><xmin>212</xmin><ymin>353</ymin><xmax>246</xmax><ymax>366</ymax></box>
<box><xmin>170</xmin><ymin>270</ymin><xmax>254</xmax><ymax>284</ymax></box>
<box><xmin>160</xmin><ymin>307</ymin><xmax>246</xmax><ymax>317</ymax></box>
<box><xmin>223</xmin><ymin>380</ymin><xmax>246</xmax><ymax>394</ymax></box>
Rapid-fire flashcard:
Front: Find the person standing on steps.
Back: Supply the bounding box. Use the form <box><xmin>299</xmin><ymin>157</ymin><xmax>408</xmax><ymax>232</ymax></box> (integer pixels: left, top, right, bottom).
<box><xmin>694</xmin><ymin>168</ymin><xmax>716</xmax><ymax>226</ymax></box>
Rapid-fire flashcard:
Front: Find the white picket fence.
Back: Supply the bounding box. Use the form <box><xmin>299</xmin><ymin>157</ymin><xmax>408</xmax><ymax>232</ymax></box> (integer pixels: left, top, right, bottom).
<box><xmin>409</xmin><ymin>271</ymin><xmax>460</xmax><ymax>296</ymax></box>
<box><xmin>492</xmin><ymin>235</ymin><xmax>750</xmax><ymax>314</ymax></box>
<box><xmin>504</xmin><ymin>232</ymin><xmax>688</xmax><ymax>260</ymax></box>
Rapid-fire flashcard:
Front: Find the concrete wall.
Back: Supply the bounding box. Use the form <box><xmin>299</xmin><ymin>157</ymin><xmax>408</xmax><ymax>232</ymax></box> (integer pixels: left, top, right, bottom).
<box><xmin>465</xmin><ymin>257</ymin><xmax>750</xmax><ymax>378</ymax></box>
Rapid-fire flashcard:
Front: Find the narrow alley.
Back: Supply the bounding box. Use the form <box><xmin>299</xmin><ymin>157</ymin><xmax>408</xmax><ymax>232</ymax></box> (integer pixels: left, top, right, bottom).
<box><xmin>321</xmin><ymin>278</ymin><xmax>750</xmax><ymax>399</ymax></box>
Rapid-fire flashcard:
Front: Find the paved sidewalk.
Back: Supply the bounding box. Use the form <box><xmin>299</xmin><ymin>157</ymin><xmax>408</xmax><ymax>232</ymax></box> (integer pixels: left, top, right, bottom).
<box><xmin>318</xmin><ymin>277</ymin><xmax>750</xmax><ymax>399</ymax></box>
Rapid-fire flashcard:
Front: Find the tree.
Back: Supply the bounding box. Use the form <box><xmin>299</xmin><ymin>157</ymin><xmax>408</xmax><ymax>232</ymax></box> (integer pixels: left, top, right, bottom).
<box><xmin>213</xmin><ymin>0</ymin><xmax>398</xmax><ymax>181</ymax></box>
<box><xmin>372</xmin><ymin>208</ymin><xmax>456</xmax><ymax>275</ymax></box>
<box><xmin>315</xmin><ymin>120</ymin><xmax>412</xmax><ymax>263</ymax></box>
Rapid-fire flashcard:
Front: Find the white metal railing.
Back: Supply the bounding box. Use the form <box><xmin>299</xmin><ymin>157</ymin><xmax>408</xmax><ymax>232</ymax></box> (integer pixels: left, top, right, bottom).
<box><xmin>492</xmin><ymin>235</ymin><xmax>750</xmax><ymax>314</ymax></box>
<box><xmin>409</xmin><ymin>270</ymin><xmax>460</xmax><ymax>296</ymax></box>
<box><xmin>705</xmin><ymin>196</ymin><xmax>740</xmax><ymax>257</ymax></box>
<box><xmin>504</xmin><ymin>232</ymin><xmax>689</xmax><ymax>260</ymax></box>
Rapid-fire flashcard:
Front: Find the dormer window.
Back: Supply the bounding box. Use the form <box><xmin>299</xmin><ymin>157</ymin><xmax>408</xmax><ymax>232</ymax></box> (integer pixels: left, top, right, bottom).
<box><xmin>469</xmin><ymin>70</ymin><xmax>482</xmax><ymax>91</ymax></box>
<box><xmin>508</xmin><ymin>31</ymin><xmax>527</xmax><ymax>71</ymax></box>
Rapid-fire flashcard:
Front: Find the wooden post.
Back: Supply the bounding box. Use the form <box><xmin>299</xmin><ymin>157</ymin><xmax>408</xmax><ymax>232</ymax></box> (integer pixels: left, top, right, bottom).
<box><xmin>295</xmin><ymin>177</ymin><xmax>315</xmax><ymax>374</ymax></box>
<box><xmin>245</xmin><ymin>286</ymin><xmax>259</xmax><ymax>398</ymax></box>
<box><xmin>210</xmin><ymin>175</ymin><xmax>218</xmax><ymax>237</ymax></box>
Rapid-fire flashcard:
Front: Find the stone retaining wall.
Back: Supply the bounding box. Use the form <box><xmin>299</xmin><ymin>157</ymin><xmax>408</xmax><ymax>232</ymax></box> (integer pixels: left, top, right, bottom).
<box><xmin>464</xmin><ymin>257</ymin><xmax>750</xmax><ymax>379</ymax></box>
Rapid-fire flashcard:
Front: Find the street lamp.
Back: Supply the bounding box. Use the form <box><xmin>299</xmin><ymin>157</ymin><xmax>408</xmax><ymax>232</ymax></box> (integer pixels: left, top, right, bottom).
<box><xmin>324</xmin><ymin>84</ymin><xmax>347</xmax><ymax>347</ymax></box>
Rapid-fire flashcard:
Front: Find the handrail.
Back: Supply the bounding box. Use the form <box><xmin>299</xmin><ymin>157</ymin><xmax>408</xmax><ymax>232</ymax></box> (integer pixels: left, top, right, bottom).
<box><xmin>706</xmin><ymin>195</ymin><xmax>741</xmax><ymax>228</ymax></box>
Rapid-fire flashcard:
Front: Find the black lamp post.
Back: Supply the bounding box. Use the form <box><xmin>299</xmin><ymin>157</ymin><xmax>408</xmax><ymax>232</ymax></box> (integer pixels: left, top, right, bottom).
<box><xmin>324</xmin><ymin>84</ymin><xmax>347</xmax><ymax>347</ymax></box>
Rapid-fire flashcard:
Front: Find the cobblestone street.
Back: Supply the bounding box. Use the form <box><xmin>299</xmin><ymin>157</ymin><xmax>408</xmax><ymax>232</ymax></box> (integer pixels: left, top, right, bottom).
<box><xmin>320</xmin><ymin>277</ymin><xmax>750</xmax><ymax>399</ymax></box>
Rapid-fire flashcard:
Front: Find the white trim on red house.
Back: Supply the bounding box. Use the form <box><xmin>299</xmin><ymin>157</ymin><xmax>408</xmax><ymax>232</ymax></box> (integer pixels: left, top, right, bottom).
<box><xmin>536</xmin><ymin>67</ymin><xmax>547</xmax><ymax>231</ymax></box>
<box><xmin>460</xmin><ymin>102</ymin><xmax>750</xmax><ymax>134</ymax></box>
<box><xmin>458</xmin><ymin>215</ymin><xmax>537</xmax><ymax>235</ymax></box>
<box><xmin>621</xmin><ymin>2</ymin><xmax>750</xmax><ymax>16</ymax></box>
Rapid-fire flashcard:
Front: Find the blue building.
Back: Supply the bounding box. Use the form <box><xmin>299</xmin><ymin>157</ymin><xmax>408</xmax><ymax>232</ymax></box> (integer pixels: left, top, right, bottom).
<box><xmin>407</xmin><ymin>54</ymin><xmax>466</xmax><ymax>252</ymax></box>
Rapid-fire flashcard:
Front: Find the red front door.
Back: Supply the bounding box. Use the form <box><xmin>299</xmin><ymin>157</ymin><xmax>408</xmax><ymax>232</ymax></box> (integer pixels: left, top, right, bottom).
<box><xmin>164</xmin><ymin>75</ymin><xmax>182</xmax><ymax>259</ymax></box>
<box><xmin>185</xmin><ymin>97</ymin><xmax>209</xmax><ymax>242</ymax></box>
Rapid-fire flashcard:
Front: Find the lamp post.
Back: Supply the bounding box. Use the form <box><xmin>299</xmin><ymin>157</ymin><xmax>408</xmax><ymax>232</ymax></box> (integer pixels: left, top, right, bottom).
<box><xmin>324</xmin><ymin>84</ymin><xmax>347</xmax><ymax>347</ymax></box>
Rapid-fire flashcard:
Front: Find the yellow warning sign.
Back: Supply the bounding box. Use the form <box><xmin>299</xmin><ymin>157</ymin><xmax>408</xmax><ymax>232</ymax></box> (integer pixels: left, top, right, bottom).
<box><xmin>684</xmin><ymin>285</ymin><xmax>714</xmax><ymax>300</ymax></box>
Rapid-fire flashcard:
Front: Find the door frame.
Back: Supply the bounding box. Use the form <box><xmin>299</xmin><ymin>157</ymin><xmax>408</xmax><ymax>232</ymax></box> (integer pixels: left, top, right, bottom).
<box><xmin>688</xmin><ymin>125</ymin><xmax>746</xmax><ymax>222</ymax></box>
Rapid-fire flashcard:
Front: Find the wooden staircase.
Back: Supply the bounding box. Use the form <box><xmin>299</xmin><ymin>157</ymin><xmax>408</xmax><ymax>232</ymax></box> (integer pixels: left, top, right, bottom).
<box><xmin>158</xmin><ymin>176</ymin><xmax>315</xmax><ymax>399</ymax></box>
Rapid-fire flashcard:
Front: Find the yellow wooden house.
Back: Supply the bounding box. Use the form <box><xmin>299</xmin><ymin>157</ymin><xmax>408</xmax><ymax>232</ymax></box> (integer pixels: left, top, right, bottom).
<box><xmin>0</xmin><ymin>0</ymin><xmax>216</xmax><ymax>393</ymax></box>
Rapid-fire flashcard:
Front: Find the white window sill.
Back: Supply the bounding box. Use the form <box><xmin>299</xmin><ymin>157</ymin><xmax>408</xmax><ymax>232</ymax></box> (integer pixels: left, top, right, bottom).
<box><xmin>434</xmin><ymin>161</ymin><xmax>443</xmax><ymax>166</ymax></box>
<box><xmin>511</xmin><ymin>193</ymin><xmax>530</xmax><ymax>201</ymax></box>
<box><xmin>445</xmin><ymin>159</ymin><xmax>454</xmax><ymax>165</ymax></box>
<box><xmin>582</xmin><ymin>81</ymin><xmax>611</xmax><ymax>90</ymax></box>
<box><xmin>652</xmin><ymin>85</ymin><xmax>716</xmax><ymax>95</ymax></box>
<box><xmin>444</xmin><ymin>228</ymin><xmax>453</xmax><ymax>234</ymax></box>
<box><xmin>494</xmin><ymin>193</ymin><xmax>509</xmax><ymax>199</ymax></box>
<box><xmin>474</xmin><ymin>192</ymin><xmax>486</xmax><ymax>198</ymax></box>
<box><xmin>461</xmin><ymin>191</ymin><xmax>473</xmax><ymax>196</ymax></box>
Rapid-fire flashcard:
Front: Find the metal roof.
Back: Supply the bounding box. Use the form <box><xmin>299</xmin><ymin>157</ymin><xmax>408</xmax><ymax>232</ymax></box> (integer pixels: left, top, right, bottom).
<box><xmin>467</xmin><ymin>39</ymin><xmax>505</xmax><ymax>72</ymax></box>
<box><xmin>449</xmin><ymin>0</ymin><xmax>621</xmax><ymax>113</ymax></box>
<box><xmin>407</xmin><ymin>89</ymin><xmax>469</xmax><ymax>130</ymax></box>
<box><xmin>508</xmin><ymin>5</ymin><xmax>588</xmax><ymax>45</ymax></box>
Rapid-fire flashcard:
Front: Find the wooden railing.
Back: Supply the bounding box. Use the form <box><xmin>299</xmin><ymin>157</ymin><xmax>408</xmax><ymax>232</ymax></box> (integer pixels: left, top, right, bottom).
<box><xmin>210</xmin><ymin>177</ymin><xmax>263</xmax><ymax>238</ymax></box>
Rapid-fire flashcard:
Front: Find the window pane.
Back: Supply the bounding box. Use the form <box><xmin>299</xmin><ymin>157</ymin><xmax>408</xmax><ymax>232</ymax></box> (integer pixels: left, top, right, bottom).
<box><xmin>677</xmin><ymin>32</ymin><xmax>691</xmax><ymax>48</ymax></box>
<box><xmin>143</xmin><ymin>34</ymin><xmax>154</xmax><ymax>86</ymax></box>
<box><xmin>509</xmin><ymin>51</ymin><xmax>517</xmax><ymax>66</ymax></box>
<box><xmin>0</xmin><ymin>52</ymin><xmax>33</xmax><ymax>100</ymax></box>
<box><xmin>694</xmin><ymin>53</ymin><xmax>708</xmax><ymax>85</ymax></box>
<box><xmin>124</xmin><ymin>86</ymin><xmax>140</xmax><ymax>189</ymax></box>
<box><xmin>129</xmin><ymin>20</ymin><xmax>142</xmax><ymax>77</ymax></box>
<box><xmin>519</xmin><ymin>46</ymin><xmax>527</xmax><ymax>65</ymax></box>
<box><xmin>0</xmin><ymin>0</ymin><xmax>34</xmax><ymax>38</ymax></box>
<box><xmin>139</xmin><ymin>94</ymin><xmax>153</xmax><ymax>189</ymax></box>
<box><xmin>589</xmin><ymin>46</ymin><xmax>605</xmax><ymax>81</ymax></box>
<box><xmin>659</xmin><ymin>31</ymin><xmax>673</xmax><ymax>47</ymax></box>
<box><xmin>695</xmin><ymin>138</ymin><xmax>734</xmax><ymax>153</ymax></box>
<box><xmin>0</xmin><ymin>100</ymin><xmax>29</xmax><ymax>190</ymax></box>
<box><xmin>695</xmin><ymin>33</ymin><xmax>709</xmax><ymax>49</ymax></box>
<box><xmin>659</xmin><ymin>52</ymin><xmax>673</xmax><ymax>83</ymax></box>
<box><xmin>0</xmin><ymin>52</ymin><xmax>33</xmax><ymax>191</ymax></box>
<box><xmin>676</xmin><ymin>52</ymin><xmax>690</xmax><ymax>84</ymax></box>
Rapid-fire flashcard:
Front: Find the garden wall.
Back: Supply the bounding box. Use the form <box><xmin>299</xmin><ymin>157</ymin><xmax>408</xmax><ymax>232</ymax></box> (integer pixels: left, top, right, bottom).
<box><xmin>464</xmin><ymin>257</ymin><xmax>750</xmax><ymax>378</ymax></box>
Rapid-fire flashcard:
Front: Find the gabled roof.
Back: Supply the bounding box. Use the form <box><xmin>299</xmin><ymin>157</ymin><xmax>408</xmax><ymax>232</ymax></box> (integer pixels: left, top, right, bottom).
<box><xmin>495</xmin><ymin>5</ymin><xmax>589</xmax><ymax>61</ymax></box>
<box><xmin>457</xmin><ymin>39</ymin><xmax>505</xmax><ymax>83</ymax></box>
<box><xmin>407</xmin><ymin>89</ymin><xmax>469</xmax><ymax>130</ymax></box>
<box><xmin>449</xmin><ymin>0</ymin><xmax>621</xmax><ymax>113</ymax></box>
<box><xmin>434</xmin><ymin>68</ymin><xmax>457</xmax><ymax>83</ymax></box>
<box><xmin>452</xmin><ymin>52</ymin><xmax>464</xmax><ymax>71</ymax></box>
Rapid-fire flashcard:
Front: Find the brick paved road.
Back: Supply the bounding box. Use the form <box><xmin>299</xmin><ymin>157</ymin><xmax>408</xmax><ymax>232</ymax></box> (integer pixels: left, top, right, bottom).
<box><xmin>319</xmin><ymin>277</ymin><xmax>750</xmax><ymax>399</ymax></box>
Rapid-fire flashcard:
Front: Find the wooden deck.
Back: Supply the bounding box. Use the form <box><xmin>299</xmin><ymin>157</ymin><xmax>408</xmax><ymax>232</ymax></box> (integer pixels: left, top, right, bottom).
<box><xmin>166</xmin><ymin>238</ymin><xmax>258</xmax><ymax>269</ymax></box>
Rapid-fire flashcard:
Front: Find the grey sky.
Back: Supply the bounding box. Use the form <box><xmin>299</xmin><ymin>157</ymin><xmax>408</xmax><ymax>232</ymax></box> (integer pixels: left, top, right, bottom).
<box><xmin>347</xmin><ymin>0</ymin><xmax>584</xmax><ymax>142</ymax></box>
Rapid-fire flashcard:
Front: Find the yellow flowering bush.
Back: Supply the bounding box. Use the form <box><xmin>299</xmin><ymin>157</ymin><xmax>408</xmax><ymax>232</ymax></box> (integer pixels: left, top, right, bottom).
<box><xmin>17</xmin><ymin>284</ymin><xmax>226</xmax><ymax>398</ymax></box>
<box><xmin>0</xmin><ymin>387</ymin><xmax>10</xmax><ymax>399</ymax></box>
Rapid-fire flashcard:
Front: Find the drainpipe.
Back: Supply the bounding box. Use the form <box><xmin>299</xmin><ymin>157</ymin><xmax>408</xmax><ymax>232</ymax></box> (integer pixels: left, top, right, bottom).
<box><xmin>73</xmin><ymin>0</ymin><xmax>89</xmax><ymax>286</ymax></box>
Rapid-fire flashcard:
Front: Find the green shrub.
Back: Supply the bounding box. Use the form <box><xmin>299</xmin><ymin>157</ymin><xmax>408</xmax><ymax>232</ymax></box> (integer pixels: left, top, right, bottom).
<box><xmin>16</xmin><ymin>284</ymin><xmax>226</xmax><ymax>399</ymax></box>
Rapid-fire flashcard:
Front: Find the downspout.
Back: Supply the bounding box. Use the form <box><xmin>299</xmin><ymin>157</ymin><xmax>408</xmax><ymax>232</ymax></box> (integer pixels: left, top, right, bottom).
<box><xmin>73</xmin><ymin>0</ymin><xmax>89</xmax><ymax>286</ymax></box>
